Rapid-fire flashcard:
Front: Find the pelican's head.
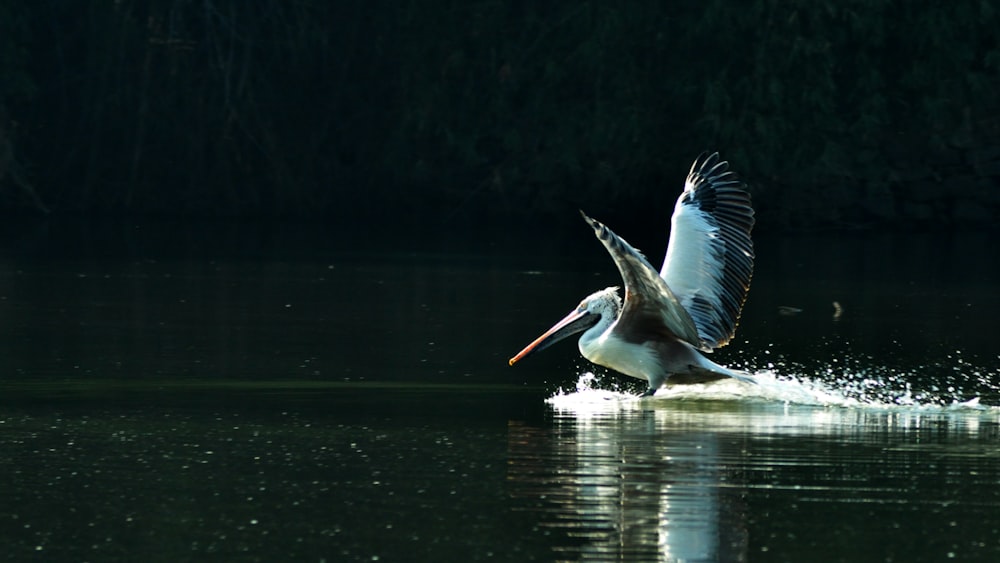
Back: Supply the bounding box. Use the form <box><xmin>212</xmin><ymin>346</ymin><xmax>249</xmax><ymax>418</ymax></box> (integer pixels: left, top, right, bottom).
<box><xmin>508</xmin><ymin>287</ymin><xmax>621</xmax><ymax>366</ymax></box>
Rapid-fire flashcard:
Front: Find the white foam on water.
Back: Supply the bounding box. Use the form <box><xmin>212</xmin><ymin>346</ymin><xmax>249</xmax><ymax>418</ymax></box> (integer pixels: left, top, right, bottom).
<box><xmin>547</xmin><ymin>355</ymin><xmax>1000</xmax><ymax>414</ymax></box>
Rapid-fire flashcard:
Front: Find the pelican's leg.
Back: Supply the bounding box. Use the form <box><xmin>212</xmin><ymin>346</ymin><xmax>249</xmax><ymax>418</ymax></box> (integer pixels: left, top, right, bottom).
<box><xmin>641</xmin><ymin>372</ymin><xmax>668</xmax><ymax>398</ymax></box>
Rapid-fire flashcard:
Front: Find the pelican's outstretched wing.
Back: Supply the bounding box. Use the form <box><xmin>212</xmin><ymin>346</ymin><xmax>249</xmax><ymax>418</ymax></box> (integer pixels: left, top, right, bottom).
<box><xmin>660</xmin><ymin>152</ymin><xmax>755</xmax><ymax>350</ymax></box>
<box><xmin>580</xmin><ymin>211</ymin><xmax>702</xmax><ymax>346</ymax></box>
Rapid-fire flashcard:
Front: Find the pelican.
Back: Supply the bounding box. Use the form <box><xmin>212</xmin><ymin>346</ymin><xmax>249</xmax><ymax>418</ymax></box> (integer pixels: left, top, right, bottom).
<box><xmin>508</xmin><ymin>152</ymin><xmax>756</xmax><ymax>396</ymax></box>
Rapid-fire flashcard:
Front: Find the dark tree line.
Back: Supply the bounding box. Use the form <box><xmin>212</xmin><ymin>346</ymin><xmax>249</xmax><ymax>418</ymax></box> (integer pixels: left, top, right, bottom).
<box><xmin>1</xmin><ymin>1</ymin><xmax>998</xmax><ymax>231</ymax></box>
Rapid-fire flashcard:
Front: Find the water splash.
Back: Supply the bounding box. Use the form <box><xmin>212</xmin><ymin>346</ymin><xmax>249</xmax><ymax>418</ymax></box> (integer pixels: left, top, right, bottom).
<box><xmin>547</xmin><ymin>353</ymin><xmax>1000</xmax><ymax>411</ymax></box>
<box><xmin>753</xmin><ymin>352</ymin><xmax>1000</xmax><ymax>409</ymax></box>
<box><xmin>549</xmin><ymin>371</ymin><xmax>629</xmax><ymax>400</ymax></box>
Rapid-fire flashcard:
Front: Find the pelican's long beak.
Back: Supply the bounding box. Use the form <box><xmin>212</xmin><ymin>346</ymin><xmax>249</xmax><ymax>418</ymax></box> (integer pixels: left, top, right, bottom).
<box><xmin>508</xmin><ymin>307</ymin><xmax>596</xmax><ymax>366</ymax></box>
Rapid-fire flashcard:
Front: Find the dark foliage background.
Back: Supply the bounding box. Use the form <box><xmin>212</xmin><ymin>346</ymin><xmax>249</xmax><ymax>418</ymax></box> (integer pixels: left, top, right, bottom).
<box><xmin>1</xmin><ymin>1</ymin><xmax>999</xmax><ymax>232</ymax></box>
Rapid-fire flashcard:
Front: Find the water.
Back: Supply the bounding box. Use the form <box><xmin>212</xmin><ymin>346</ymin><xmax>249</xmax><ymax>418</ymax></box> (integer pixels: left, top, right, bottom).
<box><xmin>522</xmin><ymin>395</ymin><xmax>1000</xmax><ymax>562</ymax></box>
<box><xmin>1</xmin><ymin>222</ymin><xmax>999</xmax><ymax>561</ymax></box>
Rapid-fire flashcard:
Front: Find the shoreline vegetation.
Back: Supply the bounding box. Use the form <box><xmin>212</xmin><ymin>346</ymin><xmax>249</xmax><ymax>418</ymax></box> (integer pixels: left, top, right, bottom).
<box><xmin>1</xmin><ymin>2</ymin><xmax>998</xmax><ymax>233</ymax></box>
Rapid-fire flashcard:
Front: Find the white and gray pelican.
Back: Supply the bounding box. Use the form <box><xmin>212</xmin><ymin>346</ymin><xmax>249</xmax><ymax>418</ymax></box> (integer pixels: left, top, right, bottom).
<box><xmin>508</xmin><ymin>152</ymin><xmax>756</xmax><ymax>396</ymax></box>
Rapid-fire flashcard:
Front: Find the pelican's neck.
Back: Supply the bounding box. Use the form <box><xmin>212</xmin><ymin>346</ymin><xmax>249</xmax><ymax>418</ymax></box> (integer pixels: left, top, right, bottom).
<box><xmin>577</xmin><ymin>290</ymin><xmax>622</xmax><ymax>359</ymax></box>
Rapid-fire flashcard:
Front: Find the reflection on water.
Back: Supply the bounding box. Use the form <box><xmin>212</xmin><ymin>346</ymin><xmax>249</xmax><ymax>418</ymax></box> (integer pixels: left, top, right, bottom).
<box><xmin>509</xmin><ymin>393</ymin><xmax>1000</xmax><ymax>562</ymax></box>
<box><xmin>508</xmin><ymin>414</ymin><xmax>747</xmax><ymax>561</ymax></box>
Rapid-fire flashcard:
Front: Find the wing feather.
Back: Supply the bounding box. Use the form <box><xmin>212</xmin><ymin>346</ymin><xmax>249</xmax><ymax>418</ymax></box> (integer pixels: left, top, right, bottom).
<box><xmin>579</xmin><ymin>211</ymin><xmax>702</xmax><ymax>346</ymax></box>
<box><xmin>660</xmin><ymin>152</ymin><xmax>755</xmax><ymax>350</ymax></box>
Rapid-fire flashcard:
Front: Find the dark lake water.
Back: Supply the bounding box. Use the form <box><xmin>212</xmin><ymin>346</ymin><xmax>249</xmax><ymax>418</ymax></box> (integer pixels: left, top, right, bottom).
<box><xmin>1</xmin><ymin>221</ymin><xmax>999</xmax><ymax>561</ymax></box>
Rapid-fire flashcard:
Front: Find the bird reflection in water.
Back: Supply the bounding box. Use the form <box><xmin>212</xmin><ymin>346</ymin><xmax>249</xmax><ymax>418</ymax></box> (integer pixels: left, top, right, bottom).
<box><xmin>506</xmin><ymin>409</ymin><xmax>749</xmax><ymax>561</ymax></box>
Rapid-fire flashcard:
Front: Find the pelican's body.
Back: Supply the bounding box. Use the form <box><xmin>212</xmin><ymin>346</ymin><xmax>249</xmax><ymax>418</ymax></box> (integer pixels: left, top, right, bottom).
<box><xmin>509</xmin><ymin>153</ymin><xmax>756</xmax><ymax>396</ymax></box>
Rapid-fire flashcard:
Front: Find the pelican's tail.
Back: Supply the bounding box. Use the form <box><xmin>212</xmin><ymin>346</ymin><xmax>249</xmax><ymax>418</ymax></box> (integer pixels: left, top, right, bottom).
<box><xmin>690</xmin><ymin>354</ymin><xmax>758</xmax><ymax>385</ymax></box>
<box><xmin>721</xmin><ymin>367</ymin><xmax>758</xmax><ymax>385</ymax></box>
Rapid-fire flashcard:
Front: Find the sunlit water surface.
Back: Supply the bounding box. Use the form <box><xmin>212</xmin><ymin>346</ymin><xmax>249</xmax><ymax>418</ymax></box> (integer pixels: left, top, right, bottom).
<box><xmin>0</xmin><ymin>224</ymin><xmax>998</xmax><ymax>561</ymax></box>
<box><xmin>524</xmin><ymin>384</ymin><xmax>1000</xmax><ymax>562</ymax></box>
